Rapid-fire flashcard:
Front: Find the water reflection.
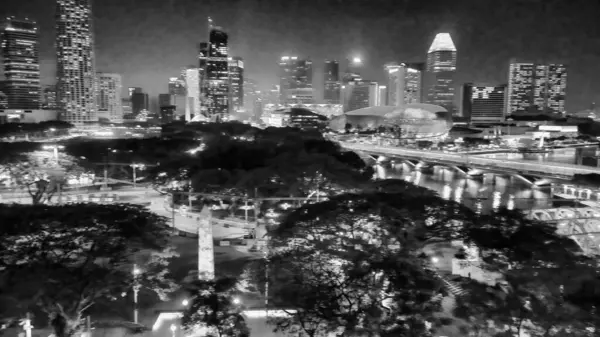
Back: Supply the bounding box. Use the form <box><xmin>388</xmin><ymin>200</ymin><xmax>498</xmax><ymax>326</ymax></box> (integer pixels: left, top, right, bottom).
<box><xmin>376</xmin><ymin>162</ymin><xmax>570</xmax><ymax>213</ymax></box>
<box><xmin>481</xmin><ymin>147</ymin><xmax>599</xmax><ymax>166</ymax></box>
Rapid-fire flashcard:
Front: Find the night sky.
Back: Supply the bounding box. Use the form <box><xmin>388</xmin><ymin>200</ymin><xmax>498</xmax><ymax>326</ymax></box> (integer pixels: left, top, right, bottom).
<box><xmin>2</xmin><ymin>0</ymin><xmax>600</xmax><ymax>111</ymax></box>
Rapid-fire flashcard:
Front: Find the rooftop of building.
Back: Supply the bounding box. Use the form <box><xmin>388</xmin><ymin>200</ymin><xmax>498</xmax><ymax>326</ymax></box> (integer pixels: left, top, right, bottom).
<box><xmin>428</xmin><ymin>33</ymin><xmax>456</xmax><ymax>53</ymax></box>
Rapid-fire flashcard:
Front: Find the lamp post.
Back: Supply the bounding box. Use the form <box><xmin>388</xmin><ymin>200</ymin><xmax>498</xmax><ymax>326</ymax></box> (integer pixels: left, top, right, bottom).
<box><xmin>170</xmin><ymin>324</ymin><xmax>177</xmax><ymax>337</ymax></box>
<box><xmin>133</xmin><ymin>264</ymin><xmax>141</xmax><ymax>324</ymax></box>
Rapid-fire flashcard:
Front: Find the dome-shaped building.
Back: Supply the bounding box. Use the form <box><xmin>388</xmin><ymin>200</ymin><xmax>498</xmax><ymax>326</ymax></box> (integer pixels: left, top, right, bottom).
<box><xmin>266</xmin><ymin>107</ymin><xmax>328</xmax><ymax>129</ymax></box>
<box><xmin>330</xmin><ymin>103</ymin><xmax>452</xmax><ymax>138</ymax></box>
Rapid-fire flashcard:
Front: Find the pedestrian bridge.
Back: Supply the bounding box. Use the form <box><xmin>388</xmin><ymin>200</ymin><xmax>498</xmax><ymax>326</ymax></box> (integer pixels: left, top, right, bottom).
<box><xmin>341</xmin><ymin>142</ymin><xmax>600</xmax><ymax>180</ymax></box>
<box><xmin>527</xmin><ymin>207</ymin><xmax>600</xmax><ymax>256</ymax></box>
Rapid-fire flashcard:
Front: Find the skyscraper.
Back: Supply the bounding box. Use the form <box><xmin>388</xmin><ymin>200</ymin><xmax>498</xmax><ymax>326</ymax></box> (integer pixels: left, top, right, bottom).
<box><xmin>203</xmin><ymin>18</ymin><xmax>229</xmax><ymax>118</ymax></box>
<box><xmin>42</xmin><ymin>85</ymin><xmax>58</xmax><ymax>110</ymax></box>
<box><xmin>168</xmin><ymin>76</ymin><xmax>186</xmax><ymax>96</ymax></box>
<box><xmin>506</xmin><ymin>59</ymin><xmax>567</xmax><ymax>115</ymax></box>
<box><xmin>324</xmin><ymin>60</ymin><xmax>340</xmax><ymax>104</ymax></box>
<box><xmin>385</xmin><ymin>63</ymin><xmax>424</xmax><ymax>109</ymax></box>
<box><xmin>131</xmin><ymin>91</ymin><xmax>149</xmax><ymax>115</ymax></box>
<box><xmin>377</xmin><ymin>86</ymin><xmax>388</xmax><ymax>106</ymax></box>
<box><xmin>96</xmin><ymin>73</ymin><xmax>123</xmax><ymax>122</ymax></box>
<box><xmin>128</xmin><ymin>87</ymin><xmax>142</xmax><ymax>99</ymax></box>
<box><xmin>461</xmin><ymin>83</ymin><xmax>506</xmax><ymax>123</ymax></box>
<box><xmin>425</xmin><ymin>33</ymin><xmax>457</xmax><ymax>114</ymax></box>
<box><xmin>185</xmin><ymin>67</ymin><xmax>200</xmax><ymax>120</ymax></box>
<box><xmin>1</xmin><ymin>17</ymin><xmax>40</xmax><ymax>110</ymax></box>
<box><xmin>243</xmin><ymin>79</ymin><xmax>258</xmax><ymax>115</ymax></box>
<box><xmin>228</xmin><ymin>56</ymin><xmax>244</xmax><ymax>113</ymax></box>
<box><xmin>279</xmin><ymin>56</ymin><xmax>313</xmax><ymax>104</ymax></box>
<box><xmin>56</xmin><ymin>0</ymin><xmax>97</xmax><ymax>123</ymax></box>
<box><xmin>341</xmin><ymin>80</ymin><xmax>378</xmax><ymax>112</ymax></box>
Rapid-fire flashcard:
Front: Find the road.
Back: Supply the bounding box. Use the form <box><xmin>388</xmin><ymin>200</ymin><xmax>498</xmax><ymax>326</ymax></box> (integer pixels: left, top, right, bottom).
<box><xmin>0</xmin><ymin>186</ymin><xmax>251</xmax><ymax>240</ymax></box>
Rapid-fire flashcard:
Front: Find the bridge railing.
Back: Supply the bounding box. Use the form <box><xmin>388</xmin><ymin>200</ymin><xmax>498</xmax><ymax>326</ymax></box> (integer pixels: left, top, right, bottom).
<box><xmin>341</xmin><ymin>142</ymin><xmax>600</xmax><ymax>177</ymax></box>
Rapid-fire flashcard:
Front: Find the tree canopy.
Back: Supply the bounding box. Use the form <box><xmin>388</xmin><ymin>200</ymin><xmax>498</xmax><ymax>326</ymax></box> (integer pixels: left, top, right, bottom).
<box><xmin>263</xmin><ymin>181</ymin><xmax>597</xmax><ymax>337</ymax></box>
<box><xmin>0</xmin><ymin>203</ymin><xmax>178</xmax><ymax>337</ymax></box>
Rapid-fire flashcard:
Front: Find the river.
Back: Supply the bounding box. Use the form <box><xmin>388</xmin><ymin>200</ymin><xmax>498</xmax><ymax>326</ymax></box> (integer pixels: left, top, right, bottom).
<box><xmin>375</xmin><ymin>162</ymin><xmax>583</xmax><ymax>214</ymax></box>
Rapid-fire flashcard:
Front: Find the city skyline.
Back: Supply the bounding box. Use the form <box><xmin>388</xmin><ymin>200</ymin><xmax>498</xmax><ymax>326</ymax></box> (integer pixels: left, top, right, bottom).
<box><xmin>2</xmin><ymin>0</ymin><xmax>599</xmax><ymax>111</ymax></box>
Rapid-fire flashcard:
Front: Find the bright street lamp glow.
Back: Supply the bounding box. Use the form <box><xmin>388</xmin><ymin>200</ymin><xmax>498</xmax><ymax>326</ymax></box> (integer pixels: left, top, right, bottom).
<box><xmin>182</xmin><ymin>299</ymin><xmax>189</xmax><ymax>306</ymax></box>
<box><xmin>170</xmin><ymin>324</ymin><xmax>177</xmax><ymax>332</ymax></box>
<box><xmin>352</xmin><ymin>57</ymin><xmax>362</xmax><ymax>64</ymax></box>
<box><xmin>233</xmin><ymin>297</ymin><xmax>241</xmax><ymax>305</ymax></box>
<box><xmin>133</xmin><ymin>267</ymin><xmax>141</xmax><ymax>275</ymax></box>
<box><xmin>431</xmin><ymin>257</ymin><xmax>440</xmax><ymax>264</ymax></box>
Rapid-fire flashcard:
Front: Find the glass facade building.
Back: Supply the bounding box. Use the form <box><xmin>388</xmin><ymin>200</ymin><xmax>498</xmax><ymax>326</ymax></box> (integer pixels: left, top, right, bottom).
<box><xmin>279</xmin><ymin>56</ymin><xmax>313</xmax><ymax>105</ymax></box>
<box><xmin>228</xmin><ymin>56</ymin><xmax>244</xmax><ymax>113</ymax></box>
<box><xmin>506</xmin><ymin>60</ymin><xmax>567</xmax><ymax>115</ymax></box>
<box><xmin>204</xmin><ymin>19</ymin><xmax>230</xmax><ymax>118</ymax></box>
<box><xmin>324</xmin><ymin>60</ymin><xmax>340</xmax><ymax>104</ymax></box>
<box><xmin>56</xmin><ymin>0</ymin><xmax>97</xmax><ymax>123</ymax></box>
<box><xmin>425</xmin><ymin>33</ymin><xmax>457</xmax><ymax>115</ymax></box>
<box><xmin>342</xmin><ymin>80</ymin><xmax>378</xmax><ymax>112</ymax></box>
<box><xmin>461</xmin><ymin>83</ymin><xmax>506</xmax><ymax>123</ymax></box>
<box><xmin>1</xmin><ymin>17</ymin><xmax>40</xmax><ymax>110</ymax></box>
<box><xmin>96</xmin><ymin>73</ymin><xmax>123</xmax><ymax>122</ymax></box>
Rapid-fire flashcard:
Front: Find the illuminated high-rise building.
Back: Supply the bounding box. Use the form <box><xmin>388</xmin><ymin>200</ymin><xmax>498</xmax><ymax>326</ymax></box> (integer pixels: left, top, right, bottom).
<box><xmin>385</xmin><ymin>63</ymin><xmax>423</xmax><ymax>109</ymax></box>
<box><xmin>506</xmin><ymin>59</ymin><xmax>567</xmax><ymax>115</ymax></box>
<box><xmin>1</xmin><ymin>17</ymin><xmax>40</xmax><ymax>110</ymax></box>
<box><xmin>185</xmin><ymin>67</ymin><xmax>200</xmax><ymax>121</ymax></box>
<box><xmin>42</xmin><ymin>85</ymin><xmax>58</xmax><ymax>110</ymax></box>
<box><xmin>203</xmin><ymin>18</ymin><xmax>229</xmax><ymax>118</ymax></box>
<box><xmin>279</xmin><ymin>56</ymin><xmax>313</xmax><ymax>104</ymax></box>
<box><xmin>243</xmin><ymin>78</ymin><xmax>258</xmax><ymax>115</ymax></box>
<box><xmin>461</xmin><ymin>83</ymin><xmax>506</xmax><ymax>123</ymax></box>
<box><xmin>131</xmin><ymin>91</ymin><xmax>148</xmax><ymax>115</ymax></box>
<box><xmin>168</xmin><ymin>76</ymin><xmax>186</xmax><ymax>96</ymax></box>
<box><xmin>96</xmin><ymin>73</ymin><xmax>123</xmax><ymax>122</ymax></box>
<box><xmin>324</xmin><ymin>60</ymin><xmax>340</xmax><ymax>104</ymax></box>
<box><xmin>377</xmin><ymin>85</ymin><xmax>388</xmax><ymax>106</ymax></box>
<box><xmin>56</xmin><ymin>0</ymin><xmax>97</xmax><ymax>123</ymax></box>
<box><xmin>425</xmin><ymin>33</ymin><xmax>457</xmax><ymax>114</ymax></box>
<box><xmin>341</xmin><ymin>80</ymin><xmax>378</xmax><ymax>112</ymax></box>
<box><xmin>228</xmin><ymin>56</ymin><xmax>244</xmax><ymax>113</ymax></box>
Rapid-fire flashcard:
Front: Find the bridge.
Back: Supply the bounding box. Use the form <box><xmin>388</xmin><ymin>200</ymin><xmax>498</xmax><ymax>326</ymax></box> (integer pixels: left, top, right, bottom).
<box><xmin>341</xmin><ymin>142</ymin><xmax>600</xmax><ymax>184</ymax></box>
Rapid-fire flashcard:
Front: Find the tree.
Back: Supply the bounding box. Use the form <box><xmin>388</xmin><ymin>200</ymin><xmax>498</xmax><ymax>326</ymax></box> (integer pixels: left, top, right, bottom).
<box><xmin>266</xmin><ymin>190</ymin><xmax>464</xmax><ymax>337</ymax></box>
<box><xmin>0</xmin><ymin>149</ymin><xmax>90</xmax><ymax>204</ymax></box>
<box><xmin>181</xmin><ymin>278</ymin><xmax>249</xmax><ymax>337</ymax></box>
<box><xmin>0</xmin><ymin>204</ymin><xmax>178</xmax><ymax>337</ymax></box>
<box><xmin>267</xmin><ymin>184</ymin><xmax>597</xmax><ymax>336</ymax></box>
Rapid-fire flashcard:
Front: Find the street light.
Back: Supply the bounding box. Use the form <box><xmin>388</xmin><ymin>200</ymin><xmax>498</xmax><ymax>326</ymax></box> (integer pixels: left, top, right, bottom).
<box><xmin>182</xmin><ymin>299</ymin><xmax>189</xmax><ymax>306</ymax></box>
<box><xmin>170</xmin><ymin>324</ymin><xmax>177</xmax><ymax>337</ymax></box>
<box><xmin>233</xmin><ymin>297</ymin><xmax>241</xmax><ymax>305</ymax></box>
<box><xmin>133</xmin><ymin>264</ymin><xmax>141</xmax><ymax>324</ymax></box>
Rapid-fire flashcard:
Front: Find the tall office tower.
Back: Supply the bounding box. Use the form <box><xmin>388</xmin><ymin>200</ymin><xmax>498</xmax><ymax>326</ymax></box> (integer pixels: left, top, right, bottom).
<box><xmin>185</xmin><ymin>67</ymin><xmax>200</xmax><ymax>121</ymax></box>
<box><xmin>425</xmin><ymin>33</ymin><xmax>457</xmax><ymax>115</ymax></box>
<box><xmin>404</xmin><ymin>63</ymin><xmax>424</xmax><ymax>104</ymax></box>
<box><xmin>385</xmin><ymin>63</ymin><xmax>424</xmax><ymax>109</ymax></box>
<box><xmin>228</xmin><ymin>56</ymin><xmax>244</xmax><ymax>113</ymax></box>
<box><xmin>243</xmin><ymin>79</ymin><xmax>258</xmax><ymax>114</ymax></box>
<box><xmin>96</xmin><ymin>73</ymin><xmax>123</xmax><ymax>122</ymax></box>
<box><xmin>122</xmin><ymin>98</ymin><xmax>132</xmax><ymax>117</ymax></box>
<box><xmin>128</xmin><ymin>87</ymin><xmax>142</xmax><ymax>98</ymax></box>
<box><xmin>1</xmin><ymin>17</ymin><xmax>41</xmax><ymax>110</ymax></box>
<box><xmin>461</xmin><ymin>83</ymin><xmax>506</xmax><ymax>123</ymax></box>
<box><xmin>203</xmin><ymin>18</ymin><xmax>230</xmax><ymax>118</ymax></box>
<box><xmin>279</xmin><ymin>56</ymin><xmax>313</xmax><ymax>104</ymax></box>
<box><xmin>158</xmin><ymin>94</ymin><xmax>174</xmax><ymax>108</ymax></box>
<box><xmin>341</xmin><ymin>80</ymin><xmax>378</xmax><ymax>112</ymax></box>
<box><xmin>42</xmin><ymin>85</ymin><xmax>58</xmax><ymax>110</ymax></box>
<box><xmin>324</xmin><ymin>60</ymin><xmax>340</xmax><ymax>104</ymax></box>
<box><xmin>0</xmin><ymin>82</ymin><xmax>7</xmax><ymax>109</ymax></box>
<box><xmin>131</xmin><ymin>91</ymin><xmax>149</xmax><ymax>115</ymax></box>
<box><xmin>168</xmin><ymin>76</ymin><xmax>186</xmax><ymax>96</ymax></box>
<box><xmin>385</xmin><ymin>63</ymin><xmax>404</xmax><ymax>108</ymax></box>
<box><xmin>377</xmin><ymin>85</ymin><xmax>388</xmax><ymax>106</ymax></box>
<box><xmin>56</xmin><ymin>0</ymin><xmax>96</xmax><ymax>123</ymax></box>
<box><xmin>506</xmin><ymin>59</ymin><xmax>567</xmax><ymax>115</ymax></box>
<box><xmin>343</xmin><ymin>57</ymin><xmax>363</xmax><ymax>83</ymax></box>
